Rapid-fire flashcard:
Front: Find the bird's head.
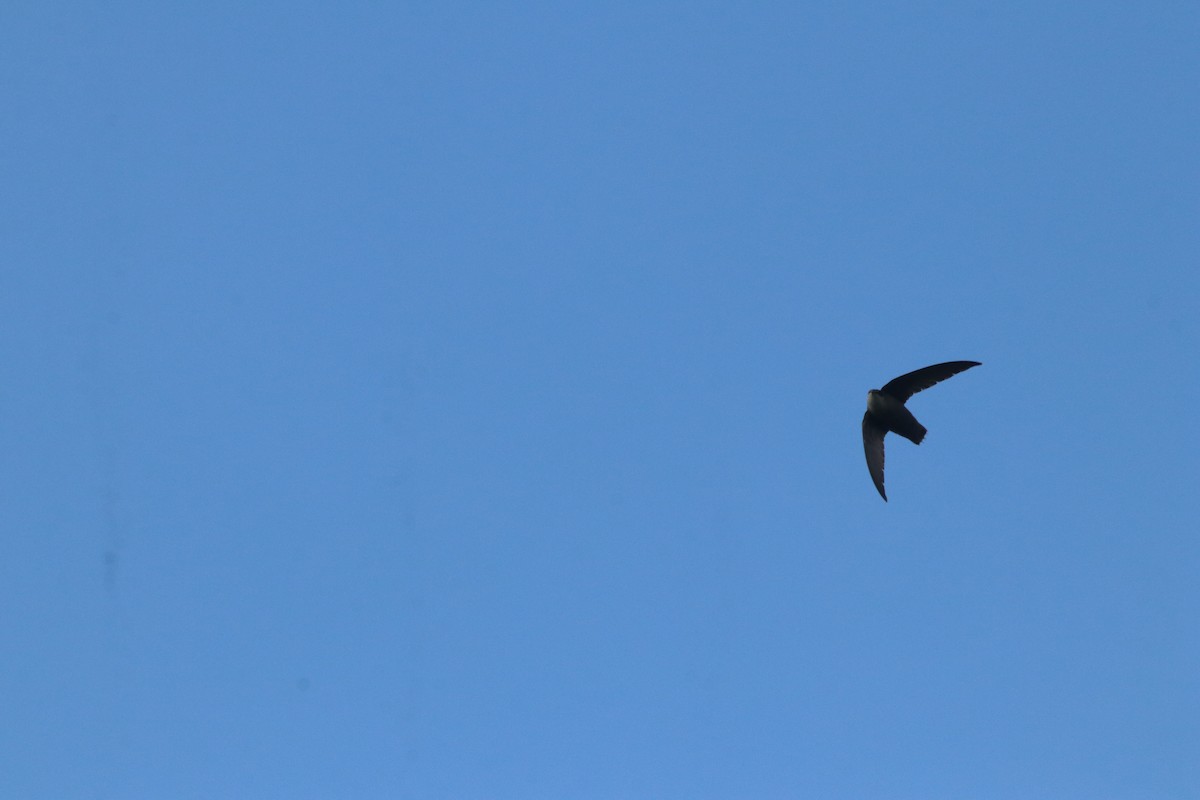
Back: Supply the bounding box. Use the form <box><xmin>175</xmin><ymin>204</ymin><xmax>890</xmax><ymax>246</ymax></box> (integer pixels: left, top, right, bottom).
<box><xmin>866</xmin><ymin>389</ymin><xmax>885</xmax><ymax>414</ymax></box>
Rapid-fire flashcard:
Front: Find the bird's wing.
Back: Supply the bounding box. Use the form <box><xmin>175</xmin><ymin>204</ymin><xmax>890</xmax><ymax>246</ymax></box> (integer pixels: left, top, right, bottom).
<box><xmin>880</xmin><ymin>361</ymin><xmax>981</xmax><ymax>402</ymax></box>
<box><xmin>862</xmin><ymin>412</ymin><xmax>888</xmax><ymax>501</ymax></box>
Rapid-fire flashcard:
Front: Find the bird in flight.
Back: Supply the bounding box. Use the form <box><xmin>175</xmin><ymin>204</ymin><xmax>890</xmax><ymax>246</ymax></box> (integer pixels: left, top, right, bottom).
<box><xmin>862</xmin><ymin>361</ymin><xmax>981</xmax><ymax>501</ymax></box>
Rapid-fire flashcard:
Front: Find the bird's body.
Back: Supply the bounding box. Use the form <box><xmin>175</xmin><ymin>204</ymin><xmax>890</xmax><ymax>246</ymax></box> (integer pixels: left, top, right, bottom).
<box><xmin>866</xmin><ymin>389</ymin><xmax>927</xmax><ymax>444</ymax></box>
<box><xmin>862</xmin><ymin>361</ymin><xmax>980</xmax><ymax>501</ymax></box>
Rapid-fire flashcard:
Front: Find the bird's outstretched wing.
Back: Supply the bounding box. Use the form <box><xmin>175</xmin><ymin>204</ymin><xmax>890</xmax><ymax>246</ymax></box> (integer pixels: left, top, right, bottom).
<box><xmin>862</xmin><ymin>412</ymin><xmax>888</xmax><ymax>501</ymax></box>
<box><xmin>880</xmin><ymin>361</ymin><xmax>981</xmax><ymax>402</ymax></box>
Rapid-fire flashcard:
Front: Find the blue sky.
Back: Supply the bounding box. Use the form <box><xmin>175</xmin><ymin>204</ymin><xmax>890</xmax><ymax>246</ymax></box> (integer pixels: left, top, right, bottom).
<box><xmin>2</xmin><ymin>2</ymin><xmax>1197</xmax><ymax>797</ymax></box>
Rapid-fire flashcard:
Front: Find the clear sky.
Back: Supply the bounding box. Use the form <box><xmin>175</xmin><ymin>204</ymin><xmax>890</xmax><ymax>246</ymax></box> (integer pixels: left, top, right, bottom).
<box><xmin>3</xmin><ymin>2</ymin><xmax>1197</xmax><ymax>798</ymax></box>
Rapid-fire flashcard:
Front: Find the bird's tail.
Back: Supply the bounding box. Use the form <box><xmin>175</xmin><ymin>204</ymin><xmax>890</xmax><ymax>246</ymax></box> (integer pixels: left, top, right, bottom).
<box><xmin>894</xmin><ymin>418</ymin><xmax>927</xmax><ymax>445</ymax></box>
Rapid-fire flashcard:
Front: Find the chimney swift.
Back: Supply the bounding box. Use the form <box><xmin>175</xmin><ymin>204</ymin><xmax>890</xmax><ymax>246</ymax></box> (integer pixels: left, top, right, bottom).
<box><xmin>863</xmin><ymin>361</ymin><xmax>981</xmax><ymax>501</ymax></box>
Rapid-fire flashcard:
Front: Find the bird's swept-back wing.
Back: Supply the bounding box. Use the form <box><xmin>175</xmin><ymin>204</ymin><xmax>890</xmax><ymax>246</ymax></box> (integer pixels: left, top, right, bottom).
<box><xmin>880</xmin><ymin>361</ymin><xmax>981</xmax><ymax>402</ymax></box>
<box><xmin>862</xmin><ymin>412</ymin><xmax>888</xmax><ymax>501</ymax></box>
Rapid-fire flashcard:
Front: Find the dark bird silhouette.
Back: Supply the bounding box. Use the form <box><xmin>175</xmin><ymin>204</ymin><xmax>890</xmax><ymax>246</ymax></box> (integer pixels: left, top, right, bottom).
<box><xmin>862</xmin><ymin>361</ymin><xmax>981</xmax><ymax>501</ymax></box>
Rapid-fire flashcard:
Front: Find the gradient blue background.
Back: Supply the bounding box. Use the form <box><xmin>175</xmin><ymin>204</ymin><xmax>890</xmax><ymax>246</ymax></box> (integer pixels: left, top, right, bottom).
<box><xmin>3</xmin><ymin>3</ymin><xmax>1197</xmax><ymax>797</ymax></box>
